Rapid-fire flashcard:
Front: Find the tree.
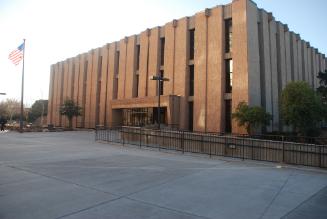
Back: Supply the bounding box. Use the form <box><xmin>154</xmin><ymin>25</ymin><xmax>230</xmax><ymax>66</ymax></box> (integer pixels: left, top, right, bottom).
<box><xmin>0</xmin><ymin>99</ymin><xmax>21</xmax><ymax>121</ymax></box>
<box><xmin>281</xmin><ymin>81</ymin><xmax>324</xmax><ymax>136</ymax></box>
<box><xmin>59</xmin><ymin>99</ymin><xmax>82</xmax><ymax>129</ymax></box>
<box><xmin>28</xmin><ymin>99</ymin><xmax>48</xmax><ymax>123</ymax></box>
<box><xmin>317</xmin><ymin>70</ymin><xmax>327</xmax><ymax>108</ymax></box>
<box><xmin>0</xmin><ymin>101</ymin><xmax>9</xmax><ymax>119</ymax></box>
<box><xmin>232</xmin><ymin>101</ymin><xmax>272</xmax><ymax>135</ymax></box>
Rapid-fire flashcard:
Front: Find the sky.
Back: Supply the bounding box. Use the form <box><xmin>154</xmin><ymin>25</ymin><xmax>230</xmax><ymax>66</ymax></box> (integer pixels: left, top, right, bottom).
<box><xmin>0</xmin><ymin>0</ymin><xmax>326</xmax><ymax>106</ymax></box>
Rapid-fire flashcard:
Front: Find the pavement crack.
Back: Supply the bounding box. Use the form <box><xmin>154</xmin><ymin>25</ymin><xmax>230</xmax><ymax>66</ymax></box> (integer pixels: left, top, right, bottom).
<box><xmin>126</xmin><ymin>196</ymin><xmax>211</xmax><ymax>219</ymax></box>
<box><xmin>55</xmin><ymin>196</ymin><xmax>124</xmax><ymax>219</ymax></box>
<box><xmin>6</xmin><ymin>165</ymin><xmax>118</xmax><ymax>197</ymax></box>
<box><xmin>280</xmin><ymin>185</ymin><xmax>327</xmax><ymax>219</ymax></box>
<box><xmin>258</xmin><ymin>170</ymin><xmax>295</xmax><ymax>219</ymax></box>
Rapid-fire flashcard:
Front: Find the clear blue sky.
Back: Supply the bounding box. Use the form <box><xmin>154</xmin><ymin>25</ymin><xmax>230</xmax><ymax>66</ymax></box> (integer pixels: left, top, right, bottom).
<box><xmin>0</xmin><ymin>0</ymin><xmax>326</xmax><ymax>105</ymax></box>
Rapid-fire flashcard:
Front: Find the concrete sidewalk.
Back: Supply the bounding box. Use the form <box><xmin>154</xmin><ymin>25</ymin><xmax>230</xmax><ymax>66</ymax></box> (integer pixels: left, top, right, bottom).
<box><xmin>0</xmin><ymin>131</ymin><xmax>326</xmax><ymax>219</ymax></box>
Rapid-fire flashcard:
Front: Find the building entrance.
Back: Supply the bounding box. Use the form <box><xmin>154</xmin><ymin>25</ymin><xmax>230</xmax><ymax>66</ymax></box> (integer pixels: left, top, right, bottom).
<box><xmin>122</xmin><ymin>107</ymin><xmax>166</xmax><ymax>127</ymax></box>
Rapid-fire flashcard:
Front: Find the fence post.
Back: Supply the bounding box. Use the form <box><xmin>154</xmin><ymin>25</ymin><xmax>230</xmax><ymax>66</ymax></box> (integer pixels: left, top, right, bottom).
<box><xmin>181</xmin><ymin>131</ymin><xmax>184</xmax><ymax>154</ymax></box>
<box><xmin>139</xmin><ymin>127</ymin><xmax>142</xmax><ymax>148</ymax></box>
<box><xmin>209</xmin><ymin>136</ymin><xmax>212</xmax><ymax>158</ymax></box>
<box><xmin>319</xmin><ymin>146</ymin><xmax>322</xmax><ymax>168</ymax></box>
<box><xmin>95</xmin><ymin>127</ymin><xmax>97</xmax><ymax>141</ymax></box>
<box><xmin>201</xmin><ymin>135</ymin><xmax>204</xmax><ymax>153</ymax></box>
<box><xmin>122</xmin><ymin>127</ymin><xmax>125</xmax><ymax>146</ymax></box>
<box><xmin>242</xmin><ymin>137</ymin><xmax>245</xmax><ymax>161</ymax></box>
<box><xmin>282</xmin><ymin>136</ymin><xmax>285</xmax><ymax>163</ymax></box>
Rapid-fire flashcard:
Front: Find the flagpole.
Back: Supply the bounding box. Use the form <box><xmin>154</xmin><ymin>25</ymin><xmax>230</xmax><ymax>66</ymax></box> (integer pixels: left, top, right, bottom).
<box><xmin>20</xmin><ymin>39</ymin><xmax>26</xmax><ymax>133</ymax></box>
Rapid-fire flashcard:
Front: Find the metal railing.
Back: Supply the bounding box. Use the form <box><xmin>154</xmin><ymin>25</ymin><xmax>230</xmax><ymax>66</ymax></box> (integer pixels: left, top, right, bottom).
<box><xmin>95</xmin><ymin>126</ymin><xmax>327</xmax><ymax>168</ymax></box>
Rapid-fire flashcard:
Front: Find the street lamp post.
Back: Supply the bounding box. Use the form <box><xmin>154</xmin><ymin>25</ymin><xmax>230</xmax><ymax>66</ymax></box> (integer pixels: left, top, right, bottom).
<box><xmin>150</xmin><ymin>75</ymin><xmax>169</xmax><ymax>129</ymax></box>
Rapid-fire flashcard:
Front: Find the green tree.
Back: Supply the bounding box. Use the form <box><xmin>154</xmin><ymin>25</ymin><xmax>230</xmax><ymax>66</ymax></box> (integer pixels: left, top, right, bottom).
<box><xmin>28</xmin><ymin>99</ymin><xmax>48</xmax><ymax>123</ymax></box>
<box><xmin>317</xmin><ymin>70</ymin><xmax>327</xmax><ymax>110</ymax></box>
<box><xmin>281</xmin><ymin>81</ymin><xmax>324</xmax><ymax>136</ymax></box>
<box><xmin>232</xmin><ymin>101</ymin><xmax>272</xmax><ymax>135</ymax></box>
<box><xmin>59</xmin><ymin>99</ymin><xmax>82</xmax><ymax>129</ymax></box>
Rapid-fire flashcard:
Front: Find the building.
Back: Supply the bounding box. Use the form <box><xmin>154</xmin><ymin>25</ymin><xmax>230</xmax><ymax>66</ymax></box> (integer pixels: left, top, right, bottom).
<box><xmin>47</xmin><ymin>0</ymin><xmax>327</xmax><ymax>134</ymax></box>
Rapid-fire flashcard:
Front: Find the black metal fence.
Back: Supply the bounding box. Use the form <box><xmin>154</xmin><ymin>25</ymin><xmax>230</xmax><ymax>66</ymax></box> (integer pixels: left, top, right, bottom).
<box><xmin>95</xmin><ymin>126</ymin><xmax>327</xmax><ymax>168</ymax></box>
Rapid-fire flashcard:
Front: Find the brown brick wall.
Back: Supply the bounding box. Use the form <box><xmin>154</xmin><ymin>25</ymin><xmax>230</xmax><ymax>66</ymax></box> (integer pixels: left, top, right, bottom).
<box><xmin>48</xmin><ymin>0</ymin><xmax>326</xmax><ymax>133</ymax></box>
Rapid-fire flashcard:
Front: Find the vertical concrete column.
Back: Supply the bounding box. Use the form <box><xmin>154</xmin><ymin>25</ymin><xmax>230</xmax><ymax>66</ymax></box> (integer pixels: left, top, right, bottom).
<box><xmin>173</xmin><ymin>17</ymin><xmax>188</xmax><ymax>130</ymax></box>
<box><xmin>52</xmin><ymin>64</ymin><xmax>58</xmax><ymax>126</ymax></box>
<box><xmin>89</xmin><ymin>49</ymin><xmax>101</xmax><ymax>128</ymax></box>
<box><xmin>77</xmin><ymin>54</ymin><xmax>87</xmax><ymax>128</ymax></box>
<box><xmin>320</xmin><ymin>54</ymin><xmax>324</xmax><ymax>72</ymax></box>
<box><xmin>72</xmin><ymin>56</ymin><xmax>80</xmax><ymax>128</ymax></box>
<box><xmin>314</xmin><ymin>51</ymin><xmax>319</xmax><ymax>89</ymax></box>
<box><xmin>319</xmin><ymin>54</ymin><xmax>324</xmax><ymax>86</ymax></box>
<box><xmin>118</xmin><ymin>39</ymin><xmax>127</xmax><ymax>99</ymax></box>
<box><xmin>138</xmin><ymin>30</ymin><xmax>150</xmax><ymax>97</ymax></box>
<box><xmin>276</xmin><ymin>22</ymin><xmax>287</xmax><ymax>131</ymax></box>
<box><xmin>312</xmin><ymin>50</ymin><xmax>317</xmax><ymax>88</ymax></box>
<box><xmin>277</xmin><ymin>22</ymin><xmax>287</xmax><ymax>90</ymax></box>
<box><xmin>98</xmin><ymin>45</ymin><xmax>109</xmax><ymax>126</ymax></box>
<box><xmin>269</xmin><ymin>18</ymin><xmax>279</xmax><ymax>131</ymax></box>
<box><xmin>54</xmin><ymin>63</ymin><xmax>62</xmax><ymax>126</ymax></box>
<box><xmin>311</xmin><ymin>49</ymin><xmax>317</xmax><ymax>88</ymax></box>
<box><xmin>148</xmin><ymin>27</ymin><xmax>160</xmax><ymax>97</ymax></box>
<box><xmin>194</xmin><ymin>9</ymin><xmax>208</xmax><ymax>132</ymax></box>
<box><xmin>47</xmin><ymin>65</ymin><xmax>55</xmax><ymax>125</ymax></box>
<box><xmin>302</xmin><ymin>41</ymin><xmax>308</xmax><ymax>82</ymax></box>
<box><xmin>61</xmin><ymin>60</ymin><xmax>69</xmax><ymax>127</ymax></box>
<box><xmin>163</xmin><ymin>21</ymin><xmax>175</xmax><ymax>95</ymax></box>
<box><xmin>68</xmin><ymin>58</ymin><xmax>75</xmax><ymax>126</ymax></box>
<box><xmin>206</xmin><ymin>7</ymin><xmax>224</xmax><ymax>133</ymax></box>
<box><xmin>67</xmin><ymin>58</ymin><xmax>74</xmax><ymax>100</ymax></box>
<box><xmin>297</xmin><ymin>35</ymin><xmax>303</xmax><ymax>81</ymax></box>
<box><xmin>58</xmin><ymin>62</ymin><xmax>64</xmax><ymax>127</ymax></box>
<box><xmin>284</xmin><ymin>28</ymin><xmax>292</xmax><ymax>84</ymax></box>
<box><xmin>307</xmin><ymin>46</ymin><xmax>312</xmax><ymax>87</ymax></box>
<box><xmin>318</xmin><ymin>52</ymin><xmax>322</xmax><ymax>86</ymax></box>
<box><xmin>258</xmin><ymin>10</ymin><xmax>272</xmax><ymax>132</ymax></box>
<box><xmin>54</xmin><ymin>63</ymin><xmax>61</xmax><ymax>127</ymax></box>
<box><xmin>290</xmin><ymin>33</ymin><xmax>298</xmax><ymax>81</ymax></box>
<box><xmin>125</xmin><ymin>35</ymin><xmax>137</xmax><ymax>99</ymax></box>
<box><xmin>232</xmin><ymin>0</ymin><xmax>261</xmax><ymax>134</ymax></box>
<box><xmin>84</xmin><ymin>50</ymin><xmax>94</xmax><ymax>128</ymax></box>
<box><xmin>106</xmin><ymin>43</ymin><xmax>118</xmax><ymax>127</ymax></box>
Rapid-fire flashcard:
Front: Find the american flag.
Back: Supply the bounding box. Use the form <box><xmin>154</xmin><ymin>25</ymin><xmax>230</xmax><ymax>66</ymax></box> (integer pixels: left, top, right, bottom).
<box><xmin>8</xmin><ymin>42</ymin><xmax>25</xmax><ymax>65</ymax></box>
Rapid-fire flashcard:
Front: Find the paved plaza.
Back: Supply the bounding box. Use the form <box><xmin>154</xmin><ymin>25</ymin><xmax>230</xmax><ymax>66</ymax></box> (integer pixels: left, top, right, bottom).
<box><xmin>0</xmin><ymin>131</ymin><xmax>326</xmax><ymax>219</ymax></box>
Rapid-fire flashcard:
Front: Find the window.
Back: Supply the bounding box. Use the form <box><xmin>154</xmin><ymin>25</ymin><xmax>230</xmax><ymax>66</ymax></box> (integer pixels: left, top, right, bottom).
<box><xmin>225</xmin><ymin>59</ymin><xmax>233</xmax><ymax>93</ymax></box>
<box><xmin>189</xmin><ymin>29</ymin><xmax>195</xmax><ymax>60</ymax></box>
<box><xmin>113</xmin><ymin>51</ymin><xmax>120</xmax><ymax>99</ymax></box>
<box><xmin>160</xmin><ymin>38</ymin><xmax>165</xmax><ymax>66</ymax></box>
<box><xmin>225</xmin><ymin>19</ymin><xmax>232</xmax><ymax>53</ymax></box>
<box><xmin>159</xmin><ymin>70</ymin><xmax>164</xmax><ymax>95</ymax></box>
<box><xmin>116</xmin><ymin>51</ymin><xmax>120</xmax><ymax>75</ymax></box>
<box><xmin>136</xmin><ymin>74</ymin><xmax>139</xmax><ymax>97</ymax></box>
<box><xmin>136</xmin><ymin>45</ymin><xmax>140</xmax><ymax>70</ymax></box>
<box><xmin>189</xmin><ymin>65</ymin><xmax>194</xmax><ymax>96</ymax></box>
